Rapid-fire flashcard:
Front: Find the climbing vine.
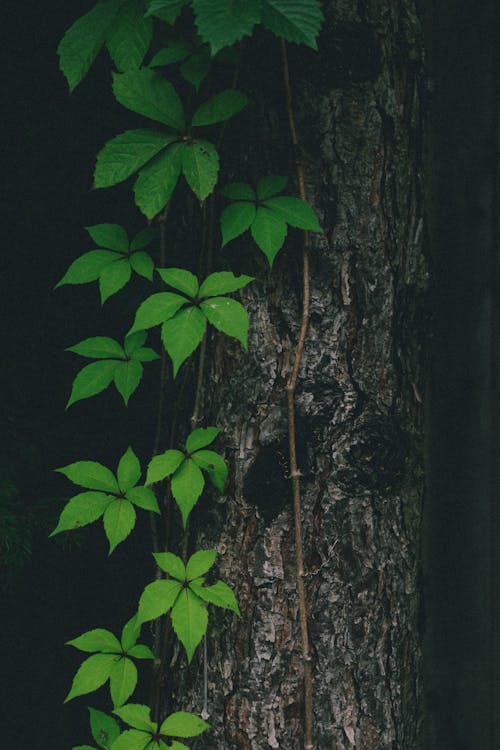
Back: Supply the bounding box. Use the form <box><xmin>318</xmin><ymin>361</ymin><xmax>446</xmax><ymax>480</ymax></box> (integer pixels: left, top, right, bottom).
<box><xmin>53</xmin><ymin>1</ymin><xmax>323</xmax><ymax>748</ymax></box>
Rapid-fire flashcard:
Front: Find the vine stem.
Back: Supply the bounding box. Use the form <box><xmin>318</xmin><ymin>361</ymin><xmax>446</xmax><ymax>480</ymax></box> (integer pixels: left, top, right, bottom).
<box><xmin>280</xmin><ymin>38</ymin><xmax>314</xmax><ymax>750</ymax></box>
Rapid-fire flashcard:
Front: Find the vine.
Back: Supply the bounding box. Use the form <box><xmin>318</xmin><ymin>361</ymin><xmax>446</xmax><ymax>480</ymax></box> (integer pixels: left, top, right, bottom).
<box><xmin>53</xmin><ymin>1</ymin><xmax>324</xmax><ymax>748</ymax></box>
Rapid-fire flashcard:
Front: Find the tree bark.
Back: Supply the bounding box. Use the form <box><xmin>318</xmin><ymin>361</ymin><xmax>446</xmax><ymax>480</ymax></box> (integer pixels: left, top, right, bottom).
<box><xmin>171</xmin><ymin>2</ymin><xmax>426</xmax><ymax>747</ymax></box>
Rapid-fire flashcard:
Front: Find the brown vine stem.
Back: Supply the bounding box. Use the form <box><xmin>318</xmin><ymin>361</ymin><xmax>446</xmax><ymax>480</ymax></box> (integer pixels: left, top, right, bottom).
<box><xmin>280</xmin><ymin>38</ymin><xmax>314</xmax><ymax>750</ymax></box>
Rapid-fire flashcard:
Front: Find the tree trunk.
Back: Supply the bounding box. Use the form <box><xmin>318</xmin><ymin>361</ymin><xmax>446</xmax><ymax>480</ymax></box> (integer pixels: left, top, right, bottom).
<box><xmin>171</xmin><ymin>2</ymin><xmax>426</xmax><ymax>747</ymax></box>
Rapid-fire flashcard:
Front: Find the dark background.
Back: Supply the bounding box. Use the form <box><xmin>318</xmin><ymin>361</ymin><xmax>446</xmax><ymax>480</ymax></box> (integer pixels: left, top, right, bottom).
<box><xmin>1</xmin><ymin>1</ymin><xmax>498</xmax><ymax>748</ymax></box>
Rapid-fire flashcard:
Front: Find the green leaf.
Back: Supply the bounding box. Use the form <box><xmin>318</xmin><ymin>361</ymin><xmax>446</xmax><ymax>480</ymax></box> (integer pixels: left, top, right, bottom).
<box><xmin>264</xmin><ymin>195</ymin><xmax>322</xmax><ymax>231</ymax></box>
<box><xmin>89</xmin><ymin>707</ymin><xmax>121</xmax><ymax>749</ymax></box>
<box><xmin>160</xmin><ymin>711</ymin><xmax>210</xmax><ymax>738</ymax></box>
<box><xmin>146</xmin><ymin>449</ymin><xmax>185</xmax><ymax>485</ymax></box>
<box><xmin>198</xmin><ymin>271</ymin><xmax>253</xmax><ymax>298</ymax></box>
<box><xmin>113</xmin><ymin>703</ymin><xmax>155</xmax><ymax>732</ymax></box>
<box><xmin>256</xmin><ymin>174</ymin><xmax>288</xmax><ymax>200</ymax></box>
<box><xmin>180</xmin><ymin>51</ymin><xmax>211</xmax><ymax>91</ymax></box>
<box><xmin>126</xmin><ymin>486</ymin><xmax>160</xmax><ymax>513</ymax></box>
<box><xmin>57</xmin><ymin>0</ymin><xmax>121</xmax><ymax>91</ymax></box>
<box><xmin>65</xmin><ymin>653</ymin><xmax>116</xmax><ymax>702</ymax></box>
<box><xmin>99</xmin><ymin>258</ymin><xmax>132</xmax><ymax>303</ymax></box>
<box><xmin>171</xmin><ymin>588</ymin><xmax>208</xmax><ymax>662</ymax></box>
<box><xmin>67</xmin><ymin>629</ymin><xmax>121</xmax><ymax>654</ymax></box>
<box><xmin>114</xmin><ymin>359</ymin><xmax>144</xmax><ymax>405</ymax></box>
<box><xmin>50</xmin><ymin>492</ymin><xmax>113</xmax><ymax>536</ymax></box>
<box><xmin>154</xmin><ymin>551</ymin><xmax>186</xmax><ymax>580</ymax></box>
<box><xmin>130</xmin><ymin>291</ymin><xmax>188</xmax><ymax>333</ymax></box>
<box><xmin>220</xmin><ymin>182</ymin><xmax>256</xmax><ymax>201</ymax></box>
<box><xmin>149</xmin><ymin>40</ymin><xmax>191</xmax><ymax>66</ymax></box>
<box><xmin>261</xmin><ymin>0</ymin><xmax>324</xmax><ymax>49</ymax></box>
<box><xmin>220</xmin><ymin>201</ymin><xmax>256</xmax><ymax>247</ymax></box>
<box><xmin>171</xmin><ymin>458</ymin><xmax>205</xmax><ymax>527</ymax></box>
<box><xmin>73</xmin><ymin>744</ymin><xmax>98</xmax><ymax>749</ymax></box>
<box><xmin>130</xmin><ymin>227</ymin><xmax>157</xmax><ymax>251</ymax></box>
<box><xmin>110</xmin><ymin>729</ymin><xmax>152</xmax><ymax>750</ymax></box>
<box><xmin>200</xmin><ymin>297</ymin><xmax>249</xmax><ymax>347</ymax></box>
<box><xmin>185</xmin><ymin>549</ymin><xmax>217</xmax><ymax>580</ymax></box>
<box><xmin>250</xmin><ymin>206</ymin><xmax>287</xmax><ymax>266</ymax></box>
<box><xmin>86</xmin><ymin>223</ymin><xmax>129</xmax><ymax>252</ymax></box>
<box><xmin>157</xmin><ymin>268</ymin><xmax>199</xmax><ymax>297</ymax></box>
<box><xmin>161</xmin><ymin>306</ymin><xmax>207</xmax><ymax>377</ymax></box>
<box><xmin>56</xmin><ymin>250</ymin><xmax>119</xmax><ymax>288</ymax></box>
<box><xmin>191</xmin><ymin>449</ymin><xmax>227</xmax><ymax>492</ymax></box>
<box><xmin>113</xmin><ymin>69</ymin><xmax>185</xmax><ymax>131</ymax></box>
<box><xmin>191</xmin><ymin>90</ymin><xmax>248</xmax><ymax>127</ymax></box>
<box><xmin>168</xmin><ymin>743</ymin><xmax>190</xmax><ymax>750</ymax></box>
<box><xmin>193</xmin><ymin>0</ymin><xmax>261</xmax><ymax>54</ymax></box>
<box><xmin>131</xmin><ymin>347</ymin><xmax>160</xmax><ymax>363</ymax></box>
<box><xmin>103</xmin><ymin>499</ymin><xmax>137</xmax><ymax>553</ymax></box>
<box><xmin>56</xmin><ymin>461</ymin><xmax>119</xmax><ymax>493</ymax></box>
<box><xmin>134</xmin><ymin>143</ymin><xmax>184</xmax><ymax>219</ymax></box>
<box><xmin>121</xmin><ymin>615</ymin><xmax>141</xmax><ymax>651</ymax></box>
<box><xmin>128</xmin><ymin>644</ymin><xmax>155</xmax><ymax>659</ymax></box>
<box><xmin>124</xmin><ymin>331</ymin><xmax>148</xmax><ymax>355</ymax></box>
<box><xmin>137</xmin><ymin>579</ymin><xmax>182</xmax><ymax>623</ymax></box>
<box><xmin>146</xmin><ymin>0</ymin><xmax>190</xmax><ymax>23</ymax></box>
<box><xmin>95</xmin><ymin>129</ymin><xmax>175</xmax><ymax>188</ymax></box>
<box><xmin>66</xmin><ymin>337</ymin><xmax>125</xmax><ymax>360</ymax></box>
<box><xmin>106</xmin><ymin>0</ymin><xmax>153</xmax><ymax>72</ymax></box>
<box><xmin>189</xmin><ymin>580</ymin><xmax>240</xmax><ymax>614</ymax></box>
<box><xmin>89</xmin><ymin>707</ymin><xmax>120</xmax><ymax>750</ymax></box>
<box><xmin>185</xmin><ymin>427</ymin><xmax>220</xmax><ymax>453</ymax></box>
<box><xmin>117</xmin><ymin>447</ymin><xmax>141</xmax><ymax>492</ymax></box>
<box><xmin>181</xmin><ymin>139</ymin><xmax>219</xmax><ymax>200</ymax></box>
<box><xmin>130</xmin><ymin>251</ymin><xmax>155</xmax><ymax>281</ymax></box>
<box><xmin>110</xmin><ymin>656</ymin><xmax>137</xmax><ymax>708</ymax></box>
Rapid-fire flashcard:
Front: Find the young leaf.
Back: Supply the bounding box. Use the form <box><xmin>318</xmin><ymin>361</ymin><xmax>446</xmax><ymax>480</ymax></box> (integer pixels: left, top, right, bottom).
<box><xmin>109</xmin><ymin>729</ymin><xmax>152</xmax><ymax>750</ymax></box>
<box><xmin>191</xmin><ymin>90</ymin><xmax>248</xmax><ymax>127</ymax></box>
<box><xmin>106</xmin><ymin>0</ymin><xmax>153</xmax><ymax>72</ymax></box>
<box><xmin>110</xmin><ymin>656</ymin><xmax>137</xmax><ymax>707</ymax></box>
<box><xmin>185</xmin><ymin>427</ymin><xmax>220</xmax><ymax>454</ymax></box>
<box><xmin>124</xmin><ymin>330</ymin><xmax>147</xmax><ymax>355</ymax></box>
<box><xmin>146</xmin><ymin>449</ymin><xmax>185</xmax><ymax>485</ymax></box>
<box><xmin>114</xmin><ymin>359</ymin><xmax>144</xmax><ymax>405</ymax></box>
<box><xmin>65</xmin><ymin>653</ymin><xmax>117</xmax><ymax>702</ymax></box>
<box><xmin>67</xmin><ymin>629</ymin><xmax>121</xmax><ymax>654</ymax></box>
<box><xmin>181</xmin><ymin>139</ymin><xmax>219</xmax><ymax>200</ymax></box>
<box><xmin>130</xmin><ymin>291</ymin><xmax>187</xmax><ymax>333</ymax></box>
<box><xmin>85</xmin><ymin>223</ymin><xmax>129</xmax><ymax>252</ymax></box>
<box><xmin>126</xmin><ymin>486</ymin><xmax>160</xmax><ymax>513</ymax></box>
<box><xmin>57</xmin><ymin>0</ymin><xmax>121</xmax><ymax>91</ymax></box>
<box><xmin>198</xmin><ymin>271</ymin><xmax>253</xmax><ymax>298</ymax></box>
<box><xmin>99</xmin><ymin>258</ymin><xmax>132</xmax><ymax>303</ymax></box>
<box><xmin>260</xmin><ymin>0</ymin><xmax>324</xmax><ymax>50</ymax></box>
<box><xmin>56</xmin><ymin>461</ymin><xmax>119</xmax><ymax>493</ymax></box>
<box><xmin>113</xmin><ymin>703</ymin><xmax>155</xmax><ymax>732</ymax></box>
<box><xmin>134</xmin><ymin>143</ymin><xmax>184</xmax><ymax>219</ymax></box>
<box><xmin>117</xmin><ymin>447</ymin><xmax>141</xmax><ymax>492</ymax></box>
<box><xmin>103</xmin><ymin>499</ymin><xmax>137</xmax><ymax>553</ymax></box>
<box><xmin>170</xmin><ymin>588</ymin><xmax>208</xmax><ymax>662</ymax></box>
<box><xmin>264</xmin><ymin>195</ymin><xmax>322</xmax><ymax>231</ymax></box>
<box><xmin>50</xmin><ymin>492</ymin><xmax>113</xmax><ymax>536</ymax></box>
<box><xmin>130</xmin><ymin>226</ymin><xmax>156</xmax><ymax>252</ymax></box>
<box><xmin>121</xmin><ymin>615</ymin><xmax>141</xmax><ymax>652</ymax></box>
<box><xmin>146</xmin><ymin>0</ymin><xmax>190</xmax><ymax>24</ymax></box>
<box><xmin>161</xmin><ymin>306</ymin><xmax>207</xmax><ymax>377</ymax></box>
<box><xmin>112</xmin><ymin>69</ymin><xmax>185</xmax><ymax>131</ymax></box>
<box><xmin>256</xmin><ymin>175</ymin><xmax>288</xmax><ymax>200</ymax></box>
<box><xmin>191</xmin><ymin>449</ymin><xmax>227</xmax><ymax>492</ymax></box>
<box><xmin>66</xmin><ymin>337</ymin><xmax>125</xmax><ymax>360</ymax></box>
<box><xmin>154</xmin><ymin>551</ymin><xmax>186</xmax><ymax>580</ymax></box>
<box><xmin>149</xmin><ymin>40</ymin><xmax>192</xmax><ymax>66</ymax></box>
<box><xmin>220</xmin><ymin>182</ymin><xmax>256</xmax><ymax>201</ymax></box>
<box><xmin>220</xmin><ymin>201</ymin><xmax>256</xmax><ymax>247</ymax></box>
<box><xmin>94</xmin><ymin>130</ymin><xmax>175</xmax><ymax>188</ymax></box>
<box><xmin>200</xmin><ymin>297</ymin><xmax>249</xmax><ymax>347</ymax></box>
<box><xmin>193</xmin><ymin>0</ymin><xmax>261</xmax><ymax>54</ymax></box>
<box><xmin>89</xmin><ymin>707</ymin><xmax>121</xmax><ymax>749</ymax></box>
<box><xmin>185</xmin><ymin>549</ymin><xmax>217</xmax><ymax>580</ymax></box>
<box><xmin>137</xmin><ymin>579</ymin><xmax>182</xmax><ymax>623</ymax></box>
<box><xmin>157</xmin><ymin>268</ymin><xmax>199</xmax><ymax>298</ymax></box>
<box><xmin>170</xmin><ymin>458</ymin><xmax>205</xmax><ymax>526</ymax></box>
<box><xmin>130</xmin><ymin>251</ymin><xmax>154</xmax><ymax>280</ymax></box>
<box><xmin>189</xmin><ymin>580</ymin><xmax>240</xmax><ymax>614</ymax></box>
<box><xmin>56</xmin><ymin>250</ymin><xmax>119</xmax><ymax>288</ymax></box>
<box><xmin>159</xmin><ymin>711</ymin><xmax>210</xmax><ymax>738</ymax></box>
<box><xmin>250</xmin><ymin>206</ymin><xmax>288</xmax><ymax>266</ymax></box>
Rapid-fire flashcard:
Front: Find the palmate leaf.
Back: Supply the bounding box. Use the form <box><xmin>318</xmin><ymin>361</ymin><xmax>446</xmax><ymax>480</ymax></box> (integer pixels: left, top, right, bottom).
<box><xmin>55</xmin><ymin>250</ymin><xmax>119</xmax><ymax>288</ymax></box>
<box><xmin>99</xmin><ymin>258</ymin><xmax>132</xmax><ymax>303</ymax></box>
<box><xmin>109</xmin><ymin>656</ymin><xmax>138</xmax><ymax>707</ymax></box>
<box><xmin>146</xmin><ymin>449</ymin><xmax>184</xmax><ymax>485</ymax></box>
<box><xmin>146</xmin><ymin>0</ymin><xmax>190</xmax><ymax>23</ymax></box>
<box><xmin>170</xmin><ymin>458</ymin><xmax>205</xmax><ymax>527</ymax></box>
<box><xmin>86</xmin><ymin>223</ymin><xmax>129</xmax><ymax>251</ymax></box>
<box><xmin>185</xmin><ymin>426</ymin><xmax>220</xmax><ymax>453</ymax></box>
<box><xmin>66</xmin><ymin>337</ymin><xmax>125</xmax><ymax>360</ymax></box>
<box><xmin>191</xmin><ymin>449</ymin><xmax>227</xmax><ymax>492</ymax></box>
<box><xmin>110</xmin><ymin>729</ymin><xmax>152</xmax><ymax>750</ymax></box>
<box><xmin>94</xmin><ymin>129</ymin><xmax>175</xmax><ymax>188</ymax></box>
<box><xmin>149</xmin><ymin>39</ymin><xmax>192</xmax><ymax>66</ymax></box>
<box><xmin>261</xmin><ymin>0</ymin><xmax>324</xmax><ymax>50</ymax></box>
<box><xmin>220</xmin><ymin>201</ymin><xmax>256</xmax><ymax>246</ymax></box>
<box><xmin>157</xmin><ymin>267</ymin><xmax>199</xmax><ymax>297</ymax></box>
<box><xmin>200</xmin><ymin>297</ymin><xmax>249</xmax><ymax>347</ymax></box>
<box><xmin>106</xmin><ymin>0</ymin><xmax>153</xmax><ymax>72</ymax></box>
<box><xmin>103</xmin><ymin>499</ymin><xmax>137</xmax><ymax>553</ymax></box>
<box><xmin>130</xmin><ymin>291</ymin><xmax>187</xmax><ymax>333</ymax></box>
<box><xmin>117</xmin><ymin>446</ymin><xmax>141</xmax><ymax>491</ymax></box>
<box><xmin>250</xmin><ymin>206</ymin><xmax>288</xmax><ymax>265</ymax></box>
<box><xmin>65</xmin><ymin>653</ymin><xmax>117</xmax><ymax>702</ymax></box>
<box><xmin>114</xmin><ymin>359</ymin><xmax>144</xmax><ymax>405</ymax></box>
<box><xmin>67</xmin><ymin>629</ymin><xmax>121</xmax><ymax>654</ymax></box>
<box><xmin>161</xmin><ymin>306</ymin><xmax>207</xmax><ymax>376</ymax></box>
<box><xmin>171</xmin><ymin>587</ymin><xmax>208</xmax><ymax>662</ymax></box>
<box><xmin>198</xmin><ymin>271</ymin><xmax>253</xmax><ymax>297</ymax></box>
<box><xmin>129</xmin><ymin>251</ymin><xmax>154</xmax><ymax>280</ymax></box>
<box><xmin>181</xmin><ymin>139</ymin><xmax>219</xmax><ymax>200</ymax></box>
<box><xmin>67</xmin><ymin>360</ymin><xmax>118</xmax><ymax>408</ymax></box>
<box><xmin>56</xmin><ymin>460</ymin><xmax>119</xmax><ymax>492</ymax></box>
<box><xmin>128</xmin><ymin>644</ymin><xmax>155</xmax><ymax>659</ymax></box>
<box><xmin>113</xmin><ymin>703</ymin><xmax>155</xmax><ymax>732</ymax></box>
<box><xmin>154</xmin><ymin>551</ymin><xmax>186</xmax><ymax>581</ymax></box>
<box><xmin>130</xmin><ymin>226</ymin><xmax>156</xmax><ymax>251</ymax></box>
<box><xmin>159</xmin><ymin>711</ymin><xmax>210</xmax><ymax>738</ymax></box>
<box><xmin>89</xmin><ymin>707</ymin><xmax>121</xmax><ymax>749</ymax></box>
<box><xmin>256</xmin><ymin>174</ymin><xmax>288</xmax><ymax>200</ymax></box>
<box><xmin>191</xmin><ymin>90</ymin><xmax>248</xmax><ymax>127</ymax></box>
<box><xmin>189</xmin><ymin>579</ymin><xmax>240</xmax><ymax>614</ymax></box>
<box><xmin>121</xmin><ymin>615</ymin><xmax>141</xmax><ymax>652</ymax></box>
<box><xmin>50</xmin><ymin>492</ymin><xmax>113</xmax><ymax>536</ymax></box>
<box><xmin>193</xmin><ymin>0</ymin><xmax>261</xmax><ymax>54</ymax></box>
<box><xmin>126</xmin><ymin>486</ymin><xmax>160</xmax><ymax>512</ymax></box>
<box><xmin>112</xmin><ymin>69</ymin><xmax>185</xmax><ymax>130</ymax></box>
<box><xmin>264</xmin><ymin>195</ymin><xmax>322</xmax><ymax>230</ymax></box>
<box><xmin>180</xmin><ymin>50</ymin><xmax>211</xmax><ymax>90</ymax></box>
<box><xmin>137</xmin><ymin>578</ymin><xmax>182</xmax><ymax>623</ymax></box>
<box><xmin>134</xmin><ymin>142</ymin><xmax>184</xmax><ymax>219</ymax></box>
<box><xmin>220</xmin><ymin>182</ymin><xmax>256</xmax><ymax>200</ymax></box>
<box><xmin>185</xmin><ymin>549</ymin><xmax>217</xmax><ymax>579</ymax></box>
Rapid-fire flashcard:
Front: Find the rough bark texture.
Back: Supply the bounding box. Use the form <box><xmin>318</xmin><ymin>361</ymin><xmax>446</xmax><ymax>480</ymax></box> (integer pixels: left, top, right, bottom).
<box><xmin>171</xmin><ymin>2</ymin><xmax>427</xmax><ymax>748</ymax></box>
